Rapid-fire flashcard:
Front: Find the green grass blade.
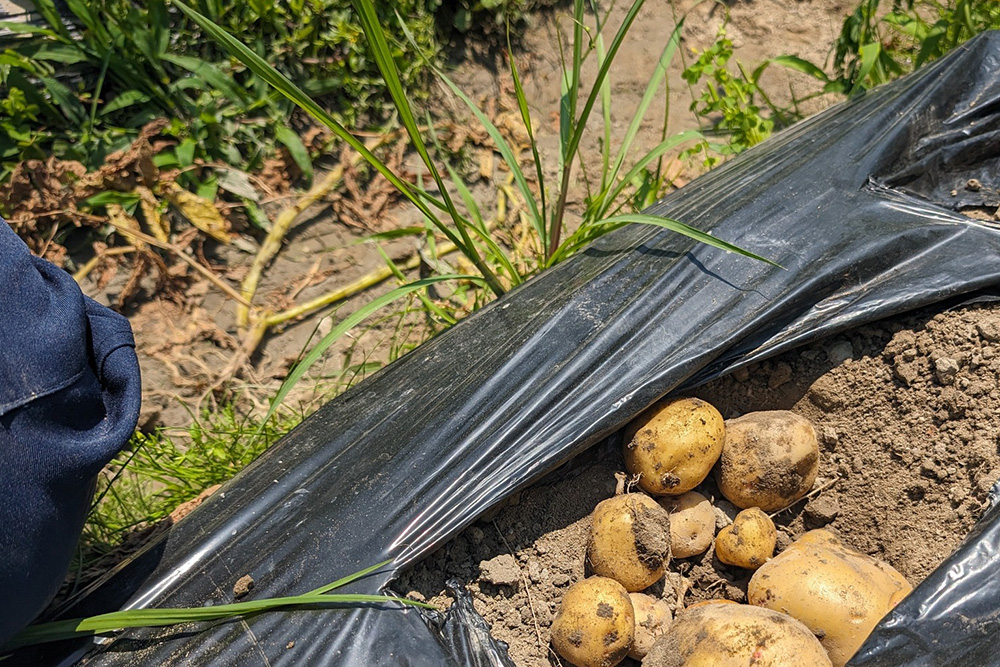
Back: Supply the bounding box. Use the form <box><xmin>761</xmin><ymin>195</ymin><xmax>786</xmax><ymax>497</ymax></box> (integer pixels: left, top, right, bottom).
<box><xmin>31</xmin><ymin>0</ymin><xmax>72</xmax><ymax>41</ymax></box>
<box><xmin>5</xmin><ymin>593</ymin><xmax>432</xmax><ymax>650</ymax></box>
<box><xmin>374</xmin><ymin>245</ymin><xmax>458</xmax><ymax>326</ymax></box>
<box><xmin>433</xmin><ymin>69</ymin><xmax>542</xmax><ymax>236</ymax></box>
<box><xmin>306</xmin><ymin>558</ymin><xmax>393</xmax><ymax>595</ymax></box>
<box><xmin>442</xmin><ymin>161</ymin><xmax>485</xmax><ymax>230</ymax></box>
<box><xmin>596</xmin><ymin>32</ymin><xmax>612</xmax><ymax>193</ymax></box>
<box><xmin>597</xmin><ymin>19</ymin><xmax>683</xmax><ymax>218</ymax></box>
<box><xmin>169</xmin><ymin>1</ymin><xmax>462</xmax><ymax>257</ymax></box>
<box><xmin>600</xmin><ymin>213</ymin><xmax>782</xmax><ymax>267</ymax></box>
<box><xmin>261</xmin><ymin>276</ymin><xmax>483</xmax><ymax>428</ymax></box>
<box><xmin>351</xmin><ymin>0</ymin><xmax>504</xmax><ymax>297</ymax></box>
<box><xmin>602</xmin><ymin>130</ymin><xmax>703</xmax><ymax>215</ymax></box>
<box><xmin>507</xmin><ymin>27</ymin><xmax>547</xmax><ymax>248</ymax></box>
<box><xmin>563</xmin><ymin>0</ymin><xmax>646</xmax><ymax>175</ymax></box>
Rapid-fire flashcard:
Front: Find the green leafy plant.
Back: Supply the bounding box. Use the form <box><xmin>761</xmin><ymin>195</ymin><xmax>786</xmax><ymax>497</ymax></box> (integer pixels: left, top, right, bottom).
<box><xmin>0</xmin><ymin>0</ymin><xmax>443</xmax><ymax>184</ymax></box>
<box><xmin>830</xmin><ymin>0</ymin><xmax>1000</xmax><ymax>92</ymax></box>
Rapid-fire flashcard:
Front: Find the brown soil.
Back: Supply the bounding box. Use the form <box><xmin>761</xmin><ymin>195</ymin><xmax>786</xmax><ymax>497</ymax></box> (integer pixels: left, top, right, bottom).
<box><xmin>397</xmin><ymin>300</ymin><xmax>1000</xmax><ymax>666</ymax></box>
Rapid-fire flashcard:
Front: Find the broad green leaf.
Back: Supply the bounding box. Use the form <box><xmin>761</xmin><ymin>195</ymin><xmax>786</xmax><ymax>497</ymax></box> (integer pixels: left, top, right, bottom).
<box><xmin>275</xmin><ymin>126</ymin><xmax>313</xmax><ymax>181</ymax></box>
<box><xmin>161</xmin><ymin>53</ymin><xmax>249</xmax><ymax>104</ymax></box>
<box><xmin>762</xmin><ymin>55</ymin><xmax>831</xmax><ymax>83</ymax></box>
<box><xmin>101</xmin><ymin>90</ymin><xmax>152</xmax><ymax>115</ymax></box>
<box><xmin>38</xmin><ymin>76</ymin><xmax>87</xmax><ymax>126</ymax></box>
<box><xmin>0</xmin><ymin>21</ymin><xmax>58</xmax><ymax>37</ymax></box>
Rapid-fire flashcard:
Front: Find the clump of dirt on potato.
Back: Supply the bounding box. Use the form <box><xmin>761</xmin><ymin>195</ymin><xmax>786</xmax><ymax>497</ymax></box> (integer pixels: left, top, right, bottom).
<box><xmin>395</xmin><ymin>302</ymin><xmax>1000</xmax><ymax>667</ymax></box>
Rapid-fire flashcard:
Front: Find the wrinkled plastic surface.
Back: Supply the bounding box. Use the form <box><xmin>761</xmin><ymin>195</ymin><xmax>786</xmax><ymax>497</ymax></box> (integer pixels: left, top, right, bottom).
<box><xmin>14</xmin><ymin>32</ymin><xmax>1000</xmax><ymax>667</ymax></box>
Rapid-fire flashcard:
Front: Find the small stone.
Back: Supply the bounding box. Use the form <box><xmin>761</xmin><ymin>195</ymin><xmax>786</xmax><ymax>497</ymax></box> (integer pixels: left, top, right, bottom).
<box><xmin>479</xmin><ymin>554</ymin><xmax>520</xmax><ymax>587</ymax></box>
<box><xmin>950</xmin><ymin>189</ymin><xmax>959</xmax><ymax>197</ymax></box>
<box><xmin>527</xmin><ymin>559</ymin><xmax>543</xmax><ymax>584</ymax></box>
<box><xmin>233</xmin><ymin>574</ymin><xmax>254</xmax><ymax>599</ymax></box>
<box><xmin>920</xmin><ymin>458</ymin><xmax>941</xmax><ymax>480</ymax></box>
<box><xmin>732</xmin><ymin>367</ymin><xmax>750</xmax><ymax>383</ymax></box>
<box><xmin>820</xmin><ymin>426</ymin><xmax>840</xmax><ymax>450</ymax></box>
<box><xmin>966</xmin><ymin>178</ymin><xmax>982</xmax><ymax>192</ymax></box>
<box><xmin>827</xmin><ymin>341</ymin><xmax>854</xmax><ymax>366</ymax></box>
<box><xmin>894</xmin><ymin>359</ymin><xmax>920</xmax><ymax>387</ymax></box>
<box><xmin>552</xmin><ymin>573</ymin><xmax>570</xmax><ymax>587</ymax></box>
<box><xmin>934</xmin><ymin>357</ymin><xmax>959</xmax><ymax>385</ymax></box>
<box><xmin>286</xmin><ymin>641</ymin><xmax>295</xmax><ymax>650</ymax></box>
<box><xmin>803</xmin><ymin>496</ymin><xmax>840</xmax><ymax>529</ymax></box>
<box><xmin>977</xmin><ymin>320</ymin><xmax>1000</xmax><ymax>342</ymax></box>
<box><xmin>768</xmin><ymin>362</ymin><xmax>793</xmax><ymax>389</ymax></box>
<box><xmin>808</xmin><ymin>376</ymin><xmax>844</xmax><ymax>411</ymax></box>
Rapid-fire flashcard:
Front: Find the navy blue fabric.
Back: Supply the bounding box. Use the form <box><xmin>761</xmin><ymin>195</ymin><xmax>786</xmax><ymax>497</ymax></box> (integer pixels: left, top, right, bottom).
<box><xmin>0</xmin><ymin>220</ymin><xmax>141</xmax><ymax>645</ymax></box>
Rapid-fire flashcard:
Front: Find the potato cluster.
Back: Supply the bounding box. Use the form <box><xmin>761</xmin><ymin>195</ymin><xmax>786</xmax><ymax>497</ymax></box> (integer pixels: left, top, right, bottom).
<box><xmin>546</xmin><ymin>396</ymin><xmax>911</xmax><ymax>667</ymax></box>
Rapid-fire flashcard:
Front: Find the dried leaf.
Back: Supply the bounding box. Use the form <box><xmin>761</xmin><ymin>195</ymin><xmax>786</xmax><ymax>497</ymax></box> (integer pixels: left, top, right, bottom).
<box><xmin>136</xmin><ymin>186</ymin><xmax>170</xmax><ymax>242</ymax></box>
<box><xmin>107</xmin><ymin>203</ymin><xmax>146</xmax><ymax>250</ymax></box>
<box><xmin>164</xmin><ymin>182</ymin><xmax>231</xmax><ymax>243</ymax></box>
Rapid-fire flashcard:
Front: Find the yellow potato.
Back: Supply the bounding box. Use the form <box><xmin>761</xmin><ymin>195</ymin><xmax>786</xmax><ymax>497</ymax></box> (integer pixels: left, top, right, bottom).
<box><xmin>642</xmin><ymin>603</ymin><xmax>832</xmax><ymax>666</ymax></box>
<box><xmin>624</xmin><ymin>397</ymin><xmax>725</xmax><ymax>496</ymax></box>
<box><xmin>628</xmin><ymin>593</ymin><xmax>672</xmax><ymax>660</ymax></box>
<box><xmin>748</xmin><ymin>529</ymin><xmax>912</xmax><ymax>667</ymax></box>
<box><xmin>714</xmin><ymin>507</ymin><xmax>776</xmax><ymax>570</ymax></box>
<box><xmin>588</xmin><ymin>493</ymin><xmax>671</xmax><ymax>591</ymax></box>
<box><xmin>715</xmin><ymin>410</ymin><xmax>819</xmax><ymax>511</ymax></box>
<box><xmin>551</xmin><ymin>577</ymin><xmax>635</xmax><ymax>667</ymax></box>
<box><xmin>659</xmin><ymin>491</ymin><xmax>716</xmax><ymax>558</ymax></box>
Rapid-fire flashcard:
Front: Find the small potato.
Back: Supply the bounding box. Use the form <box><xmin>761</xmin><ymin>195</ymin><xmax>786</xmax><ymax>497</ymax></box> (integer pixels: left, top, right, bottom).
<box><xmin>714</xmin><ymin>507</ymin><xmax>776</xmax><ymax>570</ymax></box>
<box><xmin>628</xmin><ymin>593</ymin><xmax>673</xmax><ymax>660</ymax></box>
<box><xmin>715</xmin><ymin>410</ymin><xmax>819</xmax><ymax>511</ymax></box>
<box><xmin>551</xmin><ymin>577</ymin><xmax>635</xmax><ymax>667</ymax></box>
<box><xmin>659</xmin><ymin>491</ymin><xmax>716</xmax><ymax>558</ymax></box>
<box><xmin>589</xmin><ymin>494</ymin><xmax>671</xmax><ymax>591</ymax></box>
<box><xmin>748</xmin><ymin>529</ymin><xmax>912</xmax><ymax>667</ymax></box>
<box><xmin>624</xmin><ymin>397</ymin><xmax>725</xmax><ymax>496</ymax></box>
<box><xmin>642</xmin><ymin>603</ymin><xmax>832</xmax><ymax>667</ymax></box>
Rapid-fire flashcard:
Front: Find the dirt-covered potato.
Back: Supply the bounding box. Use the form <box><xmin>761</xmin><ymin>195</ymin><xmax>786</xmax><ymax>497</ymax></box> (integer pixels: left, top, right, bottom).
<box><xmin>588</xmin><ymin>493</ymin><xmax>671</xmax><ymax>591</ymax></box>
<box><xmin>714</xmin><ymin>507</ymin><xmax>776</xmax><ymax>570</ymax></box>
<box><xmin>714</xmin><ymin>410</ymin><xmax>819</xmax><ymax>511</ymax></box>
<box><xmin>551</xmin><ymin>577</ymin><xmax>635</xmax><ymax>667</ymax></box>
<box><xmin>659</xmin><ymin>491</ymin><xmax>716</xmax><ymax>558</ymax></box>
<box><xmin>624</xmin><ymin>397</ymin><xmax>725</xmax><ymax>496</ymax></box>
<box><xmin>748</xmin><ymin>529</ymin><xmax>912</xmax><ymax>667</ymax></box>
<box><xmin>628</xmin><ymin>593</ymin><xmax>673</xmax><ymax>660</ymax></box>
<box><xmin>642</xmin><ymin>603</ymin><xmax>832</xmax><ymax>667</ymax></box>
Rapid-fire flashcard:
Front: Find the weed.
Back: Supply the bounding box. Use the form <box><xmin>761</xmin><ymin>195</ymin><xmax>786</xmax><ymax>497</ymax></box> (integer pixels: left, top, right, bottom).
<box><xmin>827</xmin><ymin>0</ymin><xmax>1000</xmax><ymax>93</ymax></box>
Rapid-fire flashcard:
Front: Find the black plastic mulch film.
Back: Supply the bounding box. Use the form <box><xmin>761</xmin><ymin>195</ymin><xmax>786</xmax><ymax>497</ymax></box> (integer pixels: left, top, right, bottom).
<box><xmin>18</xmin><ymin>31</ymin><xmax>1000</xmax><ymax>667</ymax></box>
